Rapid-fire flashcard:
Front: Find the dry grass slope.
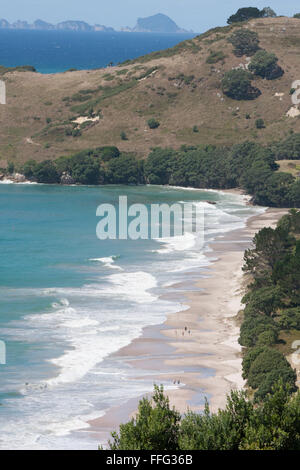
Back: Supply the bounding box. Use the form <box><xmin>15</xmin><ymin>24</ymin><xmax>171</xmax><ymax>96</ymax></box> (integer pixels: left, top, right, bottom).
<box><xmin>1</xmin><ymin>17</ymin><xmax>300</xmax><ymax>167</ymax></box>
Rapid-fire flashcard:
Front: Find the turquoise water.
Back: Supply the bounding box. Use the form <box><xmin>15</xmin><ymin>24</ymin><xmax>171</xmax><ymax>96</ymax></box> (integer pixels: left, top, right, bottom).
<box><xmin>0</xmin><ymin>30</ymin><xmax>195</xmax><ymax>74</ymax></box>
<box><xmin>0</xmin><ymin>183</ymin><xmax>262</xmax><ymax>449</ymax></box>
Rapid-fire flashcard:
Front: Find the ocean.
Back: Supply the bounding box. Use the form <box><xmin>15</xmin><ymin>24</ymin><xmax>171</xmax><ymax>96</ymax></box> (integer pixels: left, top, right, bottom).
<box><xmin>0</xmin><ymin>183</ymin><xmax>263</xmax><ymax>449</ymax></box>
<box><xmin>0</xmin><ymin>29</ymin><xmax>195</xmax><ymax>74</ymax></box>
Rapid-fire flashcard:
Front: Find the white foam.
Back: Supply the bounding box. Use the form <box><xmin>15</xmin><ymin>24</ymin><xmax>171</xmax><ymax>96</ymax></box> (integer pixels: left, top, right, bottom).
<box><xmin>89</xmin><ymin>255</ymin><xmax>122</xmax><ymax>270</ymax></box>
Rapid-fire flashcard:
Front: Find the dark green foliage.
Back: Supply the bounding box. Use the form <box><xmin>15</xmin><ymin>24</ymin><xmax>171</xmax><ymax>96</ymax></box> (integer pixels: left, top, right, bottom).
<box><xmin>227</xmin><ymin>7</ymin><xmax>263</xmax><ymax>24</ymax></box>
<box><xmin>108</xmin><ymin>385</ymin><xmax>181</xmax><ymax>450</ymax></box>
<box><xmin>206</xmin><ymin>50</ymin><xmax>226</xmax><ymax>64</ymax></box>
<box><xmin>33</xmin><ymin>160</ymin><xmax>60</xmax><ymax>184</ymax></box>
<box><xmin>22</xmin><ymin>160</ymin><xmax>37</xmax><ymax>179</ymax></box>
<box><xmin>239</xmin><ymin>312</ymin><xmax>278</xmax><ymax>347</ymax></box>
<box><xmin>240</xmin><ymin>210</ymin><xmax>300</xmax><ymax>401</ymax></box>
<box><xmin>147</xmin><ymin>118</ymin><xmax>160</xmax><ymax>129</ymax></box>
<box><xmin>249</xmin><ymin>50</ymin><xmax>284</xmax><ymax>79</ymax></box>
<box><xmin>293</xmin><ymin>13</ymin><xmax>300</xmax><ymax>19</ymax></box>
<box><xmin>106</xmin><ymin>383</ymin><xmax>300</xmax><ymax>450</ymax></box>
<box><xmin>247</xmin><ymin>349</ymin><xmax>297</xmax><ymax>401</ymax></box>
<box><xmin>242</xmin><ymin>346</ymin><xmax>267</xmax><ymax>378</ymax></box>
<box><xmin>222</xmin><ymin>69</ymin><xmax>261</xmax><ymax>100</ymax></box>
<box><xmin>228</xmin><ymin>29</ymin><xmax>260</xmax><ymax>57</ymax></box>
<box><xmin>144</xmin><ymin>148</ymin><xmax>178</xmax><ymax>185</ymax></box>
<box><xmin>106</xmin><ymin>154</ymin><xmax>142</xmax><ymax>185</ymax></box>
<box><xmin>7</xmin><ymin>162</ymin><xmax>15</xmax><ymax>174</ymax></box>
<box><xmin>271</xmin><ymin>133</ymin><xmax>300</xmax><ymax>160</ymax></box>
<box><xmin>255</xmin><ymin>118</ymin><xmax>265</xmax><ymax>129</ymax></box>
<box><xmin>120</xmin><ymin>131</ymin><xmax>128</xmax><ymax>141</ymax></box>
<box><xmin>277</xmin><ymin>307</ymin><xmax>300</xmax><ymax>330</ymax></box>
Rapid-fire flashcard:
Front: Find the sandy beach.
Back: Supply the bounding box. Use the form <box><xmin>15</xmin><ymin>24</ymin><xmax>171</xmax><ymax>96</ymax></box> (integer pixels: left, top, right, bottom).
<box><xmin>88</xmin><ymin>203</ymin><xmax>288</xmax><ymax>446</ymax></box>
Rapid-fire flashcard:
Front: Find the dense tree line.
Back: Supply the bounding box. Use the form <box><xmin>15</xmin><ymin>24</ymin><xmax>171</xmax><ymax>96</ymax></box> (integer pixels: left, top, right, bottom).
<box><xmin>241</xmin><ymin>210</ymin><xmax>300</xmax><ymax>401</ymax></box>
<box><xmin>104</xmin><ymin>382</ymin><xmax>300</xmax><ymax>450</ymax></box>
<box><xmin>10</xmin><ymin>138</ymin><xmax>300</xmax><ymax>208</ymax></box>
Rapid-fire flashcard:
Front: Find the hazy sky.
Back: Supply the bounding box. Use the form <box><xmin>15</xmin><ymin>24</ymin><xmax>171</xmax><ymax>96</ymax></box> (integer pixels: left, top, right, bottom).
<box><xmin>1</xmin><ymin>1</ymin><xmax>298</xmax><ymax>31</ymax></box>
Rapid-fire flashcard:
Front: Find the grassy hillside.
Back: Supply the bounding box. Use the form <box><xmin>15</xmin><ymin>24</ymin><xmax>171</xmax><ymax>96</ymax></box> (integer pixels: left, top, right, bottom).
<box><xmin>1</xmin><ymin>17</ymin><xmax>300</xmax><ymax>167</ymax></box>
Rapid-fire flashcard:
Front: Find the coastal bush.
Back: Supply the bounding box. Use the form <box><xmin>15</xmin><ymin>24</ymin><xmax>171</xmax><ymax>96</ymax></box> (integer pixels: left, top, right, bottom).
<box><xmin>242</xmin><ymin>346</ymin><xmax>267</xmax><ymax>378</ymax></box>
<box><xmin>221</xmin><ymin>70</ymin><xmax>261</xmax><ymax>100</ymax></box>
<box><xmin>228</xmin><ymin>29</ymin><xmax>260</xmax><ymax>57</ymax></box>
<box><xmin>271</xmin><ymin>133</ymin><xmax>300</xmax><ymax>160</ymax></box>
<box><xmin>106</xmin><ymin>383</ymin><xmax>300</xmax><ymax>450</ymax></box>
<box><xmin>239</xmin><ymin>313</ymin><xmax>278</xmax><ymax>347</ymax></box>
<box><xmin>247</xmin><ymin>348</ymin><xmax>297</xmax><ymax>399</ymax></box>
<box><xmin>227</xmin><ymin>7</ymin><xmax>263</xmax><ymax>24</ymax></box>
<box><xmin>22</xmin><ymin>159</ymin><xmax>37</xmax><ymax>179</ymax></box>
<box><xmin>277</xmin><ymin>307</ymin><xmax>300</xmax><ymax>330</ymax></box>
<box><xmin>144</xmin><ymin>148</ymin><xmax>178</xmax><ymax>185</ymax></box>
<box><xmin>108</xmin><ymin>385</ymin><xmax>181</xmax><ymax>450</ymax></box>
<box><xmin>106</xmin><ymin>154</ymin><xmax>142</xmax><ymax>185</ymax></box>
<box><xmin>33</xmin><ymin>160</ymin><xmax>60</xmax><ymax>184</ymax></box>
<box><xmin>249</xmin><ymin>50</ymin><xmax>284</xmax><ymax>80</ymax></box>
<box><xmin>242</xmin><ymin>285</ymin><xmax>283</xmax><ymax>316</ymax></box>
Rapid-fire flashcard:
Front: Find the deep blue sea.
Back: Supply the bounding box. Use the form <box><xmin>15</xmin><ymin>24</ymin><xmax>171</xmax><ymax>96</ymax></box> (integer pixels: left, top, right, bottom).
<box><xmin>0</xmin><ymin>29</ymin><xmax>195</xmax><ymax>74</ymax></box>
<box><xmin>0</xmin><ymin>183</ymin><xmax>263</xmax><ymax>449</ymax></box>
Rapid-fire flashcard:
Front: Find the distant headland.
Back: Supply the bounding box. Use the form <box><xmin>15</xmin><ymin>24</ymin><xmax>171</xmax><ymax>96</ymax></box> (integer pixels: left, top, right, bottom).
<box><xmin>0</xmin><ymin>13</ymin><xmax>193</xmax><ymax>34</ymax></box>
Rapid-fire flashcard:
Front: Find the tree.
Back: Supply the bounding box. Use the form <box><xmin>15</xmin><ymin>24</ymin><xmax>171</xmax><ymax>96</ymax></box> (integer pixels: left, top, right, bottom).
<box><xmin>293</xmin><ymin>13</ymin><xmax>300</xmax><ymax>19</ymax></box>
<box><xmin>261</xmin><ymin>7</ymin><xmax>277</xmax><ymax>18</ymax></box>
<box><xmin>249</xmin><ymin>50</ymin><xmax>284</xmax><ymax>79</ymax></box>
<box><xmin>222</xmin><ymin>69</ymin><xmax>260</xmax><ymax>100</ymax></box>
<box><xmin>228</xmin><ymin>29</ymin><xmax>260</xmax><ymax>57</ymax></box>
<box><xmin>227</xmin><ymin>7</ymin><xmax>263</xmax><ymax>24</ymax></box>
<box><xmin>108</xmin><ymin>385</ymin><xmax>181</xmax><ymax>450</ymax></box>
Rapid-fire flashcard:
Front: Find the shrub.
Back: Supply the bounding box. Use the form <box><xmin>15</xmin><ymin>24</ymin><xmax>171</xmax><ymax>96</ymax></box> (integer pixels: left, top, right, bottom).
<box><xmin>222</xmin><ymin>69</ymin><xmax>260</xmax><ymax>100</ymax></box>
<box><xmin>192</xmin><ymin>125</ymin><xmax>199</xmax><ymax>133</ymax></box>
<box><xmin>255</xmin><ymin>118</ymin><xmax>265</xmax><ymax>129</ymax></box>
<box><xmin>147</xmin><ymin>118</ymin><xmax>160</xmax><ymax>129</ymax></box>
<box><xmin>120</xmin><ymin>131</ymin><xmax>128</xmax><ymax>141</ymax></box>
<box><xmin>228</xmin><ymin>29</ymin><xmax>260</xmax><ymax>57</ymax></box>
<box><xmin>206</xmin><ymin>50</ymin><xmax>226</xmax><ymax>64</ymax></box>
<box><xmin>293</xmin><ymin>13</ymin><xmax>300</xmax><ymax>19</ymax></box>
<box><xmin>249</xmin><ymin>50</ymin><xmax>284</xmax><ymax>79</ymax></box>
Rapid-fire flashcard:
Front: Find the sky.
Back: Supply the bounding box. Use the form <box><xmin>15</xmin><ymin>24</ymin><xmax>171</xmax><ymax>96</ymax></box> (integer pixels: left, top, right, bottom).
<box><xmin>0</xmin><ymin>0</ymin><xmax>299</xmax><ymax>32</ymax></box>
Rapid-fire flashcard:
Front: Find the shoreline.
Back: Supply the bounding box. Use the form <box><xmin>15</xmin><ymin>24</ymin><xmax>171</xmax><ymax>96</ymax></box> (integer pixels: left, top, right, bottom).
<box><xmin>88</xmin><ymin>206</ymin><xmax>288</xmax><ymax>447</ymax></box>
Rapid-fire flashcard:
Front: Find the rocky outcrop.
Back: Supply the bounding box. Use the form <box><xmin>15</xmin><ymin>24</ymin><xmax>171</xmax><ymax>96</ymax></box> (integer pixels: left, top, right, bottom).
<box><xmin>60</xmin><ymin>172</ymin><xmax>75</xmax><ymax>185</ymax></box>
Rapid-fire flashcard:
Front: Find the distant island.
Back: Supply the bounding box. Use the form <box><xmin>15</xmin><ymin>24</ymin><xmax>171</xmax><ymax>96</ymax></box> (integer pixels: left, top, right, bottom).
<box><xmin>122</xmin><ymin>13</ymin><xmax>191</xmax><ymax>33</ymax></box>
<box><xmin>0</xmin><ymin>13</ymin><xmax>192</xmax><ymax>34</ymax></box>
